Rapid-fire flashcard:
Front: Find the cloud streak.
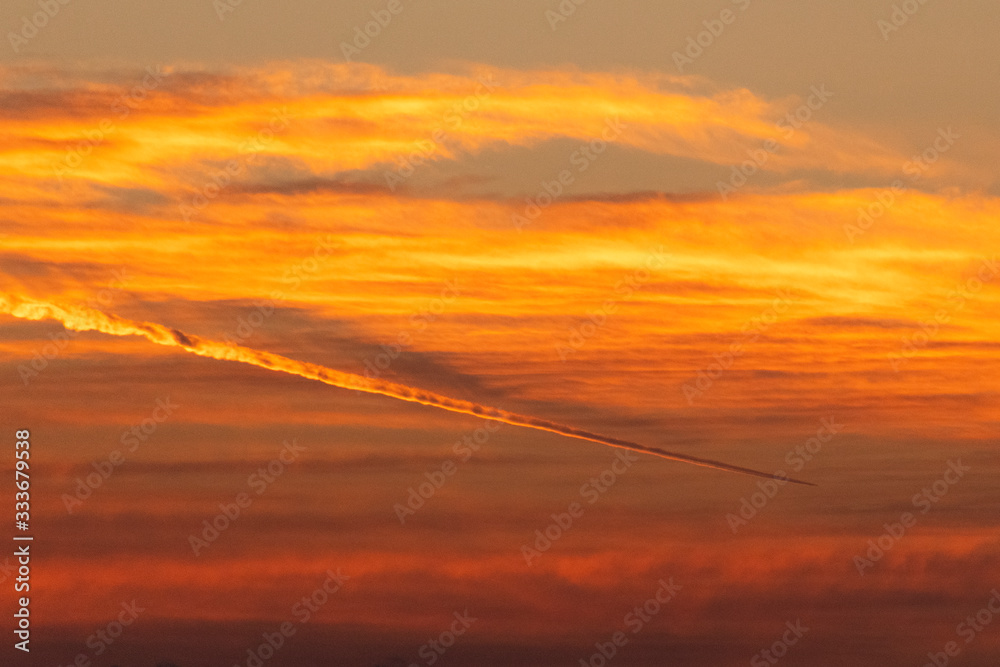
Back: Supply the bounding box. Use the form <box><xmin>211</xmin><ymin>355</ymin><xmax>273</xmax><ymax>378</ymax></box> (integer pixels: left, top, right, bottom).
<box><xmin>0</xmin><ymin>292</ymin><xmax>812</xmax><ymax>485</ymax></box>
<box><xmin>0</xmin><ymin>62</ymin><xmax>931</xmax><ymax>204</ymax></box>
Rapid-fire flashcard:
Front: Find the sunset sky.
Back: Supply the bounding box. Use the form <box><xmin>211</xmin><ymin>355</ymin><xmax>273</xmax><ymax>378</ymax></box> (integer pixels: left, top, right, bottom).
<box><xmin>1</xmin><ymin>2</ymin><xmax>998</xmax><ymax>666</ymax></box>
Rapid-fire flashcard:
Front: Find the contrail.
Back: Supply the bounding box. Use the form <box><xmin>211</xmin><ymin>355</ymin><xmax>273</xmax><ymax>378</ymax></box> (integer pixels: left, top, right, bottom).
<box><xmin>0</xmin><ymin>294</ymin><xmax>815</xmax><ymax>486</ymax></box>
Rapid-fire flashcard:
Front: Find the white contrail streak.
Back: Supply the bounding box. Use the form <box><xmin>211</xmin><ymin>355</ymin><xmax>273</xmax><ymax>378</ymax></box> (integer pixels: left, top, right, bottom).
<box><xmin>0</xmin><ymin>294</ymin><xmax>815</xmax><ymax>485</ymax></box>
